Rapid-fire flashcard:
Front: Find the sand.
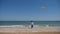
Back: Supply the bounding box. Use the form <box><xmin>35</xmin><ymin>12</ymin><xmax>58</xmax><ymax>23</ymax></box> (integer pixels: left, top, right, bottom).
<box><xmin>0</xmin><ymin>32</ymin><xmax>60</xmax><ymax>34</ymax></box>
<box><xmin>0</xmin><ymin>27</ymin><xmax>60</xmax><ymax>34</ymax></box>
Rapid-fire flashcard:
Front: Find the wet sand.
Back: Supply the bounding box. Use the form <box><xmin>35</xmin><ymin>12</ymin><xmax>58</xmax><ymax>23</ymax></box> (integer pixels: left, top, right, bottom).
<box><xmin>0</xmin><ymin>32</ymin><xmax>60</xmax><ymax>34</ymax></box>
<box><xmin>0</xmin><ymin>27</ymin><xmax>60</xmax><ymax>34</ymax></box>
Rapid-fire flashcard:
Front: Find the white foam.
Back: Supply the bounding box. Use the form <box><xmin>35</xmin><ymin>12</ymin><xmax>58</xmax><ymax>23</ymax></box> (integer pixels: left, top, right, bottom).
<box><xmin>0</xmin><ymin>25</ymin><xmax>60</xmax><ymax>28</ymax></box>
<box><xmin>0</xmin><ymin>25</ymin><xmax>25</xmax><ymax>28</ymax></box>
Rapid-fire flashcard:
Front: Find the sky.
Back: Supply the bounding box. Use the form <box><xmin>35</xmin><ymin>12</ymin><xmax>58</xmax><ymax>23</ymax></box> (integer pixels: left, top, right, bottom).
<box><xmin>0</xmin><ymin>0</ymin><xmax>60</xmax><ymax>21</ymax></box>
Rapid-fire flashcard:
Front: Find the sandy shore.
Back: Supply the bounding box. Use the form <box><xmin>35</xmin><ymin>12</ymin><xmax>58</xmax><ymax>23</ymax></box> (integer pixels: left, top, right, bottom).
<box><xmin>0</xmin><ymin>32</ymin><xmax>60</xmax><ymax>34</ymax></box>
<box><xmin>0</xmin><ymin>27</ymin><xmax>60</xmax><ymax>34</ymax></box>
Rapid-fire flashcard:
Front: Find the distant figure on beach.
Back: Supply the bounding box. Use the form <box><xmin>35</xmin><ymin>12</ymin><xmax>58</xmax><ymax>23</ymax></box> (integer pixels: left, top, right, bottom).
<box><xmin>31</xmin><ymin>21</ymin><xmax>34</xmax><ymax>28</ymax></box>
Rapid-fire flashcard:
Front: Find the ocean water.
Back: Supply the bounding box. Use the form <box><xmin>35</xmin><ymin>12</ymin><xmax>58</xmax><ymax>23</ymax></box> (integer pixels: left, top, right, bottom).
<box><xmin>0</xmin><ymin>21</ymin><xmax>60</xmax><ymax>27</ymax></box>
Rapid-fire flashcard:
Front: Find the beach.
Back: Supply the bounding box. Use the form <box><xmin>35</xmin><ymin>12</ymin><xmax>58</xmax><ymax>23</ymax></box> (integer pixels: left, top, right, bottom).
<box><xmin>0</xmin><ymin>26</ymin><xmax>60</xmax><ymax>34</ymax></box>
<box><xmin>0</xmin><ymin>21</ymin><xmax>60</xmax><ymax>34</ymax></box>
<box><xmin>0</xmin><ymin>32</ymin><xmax>60</xmax><ymax>34</ymax></box>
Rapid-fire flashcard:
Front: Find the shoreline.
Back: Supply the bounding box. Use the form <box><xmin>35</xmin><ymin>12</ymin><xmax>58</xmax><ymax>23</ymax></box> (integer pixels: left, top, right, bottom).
<box><xmin>0</xmin><ymin>26</ymin><xmax>60</xmax><ymax>32</ymax></box>
<box><xmin>0</xmin><ymin>26</ymin><xmax>60</xmax><ymax>34</ymax></box>
<box><xmin>0</xmin><ymin>25</ymin><xmax>60</xmax><ymax>27</ymax></box>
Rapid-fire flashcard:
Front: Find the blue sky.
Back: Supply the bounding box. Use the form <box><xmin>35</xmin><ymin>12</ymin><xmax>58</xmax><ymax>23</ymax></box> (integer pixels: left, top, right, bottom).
<box><xmin>0</xmin><ymin>0</ymin><xmax>60</xmax><ymax>21</ymax></box>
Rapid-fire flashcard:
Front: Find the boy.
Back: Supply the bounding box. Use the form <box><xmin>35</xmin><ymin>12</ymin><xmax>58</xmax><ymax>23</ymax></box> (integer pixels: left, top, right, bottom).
<box><xmin>31</xmin><ymin>21</ymin><xmax>34</xmax><ymax>28</ymax></box>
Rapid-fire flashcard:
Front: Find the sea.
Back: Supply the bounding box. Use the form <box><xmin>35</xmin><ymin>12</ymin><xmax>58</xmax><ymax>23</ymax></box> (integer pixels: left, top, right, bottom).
<box><xmin>0</xmin><ymin>21</ymin><xmax>60</xmax><ymax>28</ymax></box>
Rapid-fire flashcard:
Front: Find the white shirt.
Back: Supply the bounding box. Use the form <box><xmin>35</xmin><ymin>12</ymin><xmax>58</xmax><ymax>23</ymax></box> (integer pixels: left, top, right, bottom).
<box><xmin>31</xmin><ymin>22</ymin><xmax>34</xmax><ymax>25</ymax></box>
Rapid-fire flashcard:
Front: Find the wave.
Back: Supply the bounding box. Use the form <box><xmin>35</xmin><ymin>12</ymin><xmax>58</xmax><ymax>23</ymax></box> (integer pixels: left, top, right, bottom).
<box><xmin>0</xmin><ymin>25</ymin><xmax>40</xmax><ymax>28</ymax></box>
<box><xmin>0</xmin><ymin>25</ymin><xmax>25</xmax><ymax>28</ymax></box>
<box><xmin>0</xmin><ymin>25</ymin><xmax>60</xmax><ymax>28</ymax></box>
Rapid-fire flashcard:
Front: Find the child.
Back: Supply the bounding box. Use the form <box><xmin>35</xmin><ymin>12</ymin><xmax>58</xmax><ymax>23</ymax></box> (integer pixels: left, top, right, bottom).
<box><xmin>31</xmin><ymin>22</ymin><xmax>34</xmax><ymax>28</ymax></box>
